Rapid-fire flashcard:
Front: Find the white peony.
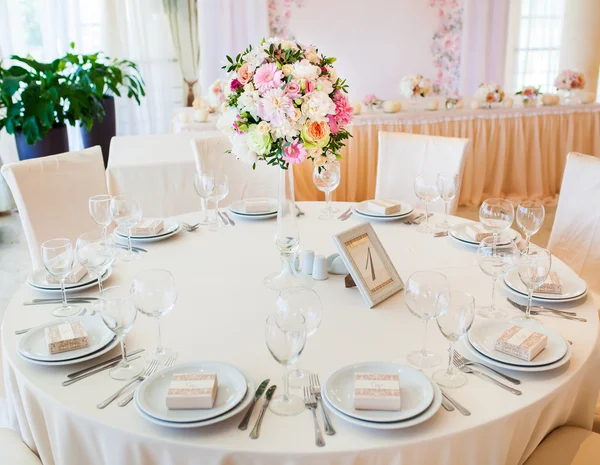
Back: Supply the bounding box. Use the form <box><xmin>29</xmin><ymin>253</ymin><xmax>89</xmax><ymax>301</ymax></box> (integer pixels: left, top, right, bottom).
<box><xmin>231</xmin><ymin>132</ymin><xmax>258</xmax><ymax>165</ymax></box>
<box><xmin>216</xmin><ymin>107</ymin><xmax>238</xmax><ymax>135</ymax></box>
<box><xmin>301</xmin><ymin>91</ymin><xmax>336</xmax><ymax>122</ymax></box>
<box><xmin>270</xmin><ymin>118</ymin><xmax>300</xmax><ymax>140</ymax></box>
<box><xmin>237</xmin><ymin>88</ymin><xmax>260</xmax><ymax>119</ymax></box>
<box><xmin>316</xmin><ymin>77</ymin><xmax>334</xmax><ymax>95</ymax></box>
<box><xmin>292</xmin><ymin>59</ymin><xmax>321</xmax><ymax>81</ymax></box>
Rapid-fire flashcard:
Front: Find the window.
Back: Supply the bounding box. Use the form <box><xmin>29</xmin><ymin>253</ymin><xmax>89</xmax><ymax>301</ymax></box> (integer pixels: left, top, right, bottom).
<box><xmin>511</xmin><ymin>0</ymin><xmax>565</xmax><ymax>93</ymax></box>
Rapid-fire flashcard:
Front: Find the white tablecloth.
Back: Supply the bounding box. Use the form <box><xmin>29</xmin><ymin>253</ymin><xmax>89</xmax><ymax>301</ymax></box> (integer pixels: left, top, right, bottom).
<box><xmin>3</xmin><ymin>203</ymin><xmax>600</xmax><ymax>465</ymax></box>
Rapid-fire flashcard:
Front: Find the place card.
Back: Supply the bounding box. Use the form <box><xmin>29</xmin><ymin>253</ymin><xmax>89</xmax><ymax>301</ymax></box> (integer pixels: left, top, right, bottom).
<box><xmin>166</xmin><ymin>373</ymin><xmax>218</xmax><ymax>410</ymax></box>
<box><xmin>368</xmin><ymin>199</ymin><xmax>401</xmax><ymax>215</ymax></box>
<box><xmin>354</xmin><ymin>373</ymin><xmax>401</xmax><ymax>411</ymax></box>
<box><xmin>494</xmin><ymin>325</ymin><xmax>547</xmax><ymax>361</ymax></box>
<box><xmin>131</xmin><ymin>219</ymin><xmax>164</xmax><ymax>236</ymax></box>
<box><xmin>46</xmin><ymin>263</ymin><xmax>87</xmax><ymax>284</ymax></box>
<box><xmin>537</xmin><ymin>272</ymin><xmax>563</xmax><ymax>295</ymax></box>
<box><xmin>45</xmin><ymin>322</ymin><xmax>89</xmax><ymax>355</ymax></box>
<box><xmin>465</xmin><ymin>223</ymin><xmax>494</xmax><ymax>242</ymax></box>
<box><xmin>244</xmin><ymin>199</ymin><xmax>270</xmax><ymax>214</ymax></box>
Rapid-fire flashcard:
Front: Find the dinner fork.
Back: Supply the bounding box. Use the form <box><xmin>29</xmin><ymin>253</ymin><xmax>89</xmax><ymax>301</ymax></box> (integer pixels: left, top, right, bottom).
<box><xmin>97</xmin><ymin>359</ymin><xmax>159</xmax><ymax>409</ymax></box>
<box><xmin>337</xmin><ymin>206</ymin><xmax>352</xmax><ymax>220</ymax></box>
<box><xmin>452</xmin><ymin>356</ymin><xmax>522</xmax><ymax>395</ymax></box>
<box><xmin>182</xmin><ymin>222</ymin><xmax>200</xmax><ymax>232</ymax></box>
<box><xmin>309</xmin><ymin>374</ymin><xmax>335</xmax><ymax>435</ymax></box>
<box><xmin>452</xmin><ymin>352</ymin><xmax>521</xmax><ymax>385</ymax></box>
<box><xmin>222</xmin><ymin>212</ymin><xmax>236</xmax><ymax>226</ymax></box>
<box><xmin>295</xmin><ymin>205</ymin><xmax>305</xmax><ymax>217</ymax></box>
<box><xmin>304</xmin><ymin>387</ymin><xmax>325</xmax><ymax>447</ymax></box>
<box><xmin>118</xmin><ymin>356</ymin><xmax>176</xmax><ymax>406</ymax></box>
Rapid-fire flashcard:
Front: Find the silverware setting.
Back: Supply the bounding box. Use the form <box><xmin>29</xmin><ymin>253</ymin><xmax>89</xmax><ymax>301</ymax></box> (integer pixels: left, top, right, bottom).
<box><xmin>309</xmin><ymin>374</ymin><xmax>335</xmax><ymax>435</ymax></box>
<box><xmin>250</xmin><ymin>384</ymin><xmax>276</xmax><ymax>439</ymax></box>
<box><xmin>441</xmin><ymin>396</ymin><xmax>455</xmax><ymax>411</ymax></box>
<box><xmin>440</xmin><ymin>388</ymin><xmax>471</xmax><ymax>416</ymax></box>
<box><xmin>182</xmin><ymin>222</ymin><xmax>200</xmax><ymax>232</ymax></box>
<box><xmin>118</xmin><ymin>356</ymin><xmax>176</xmax><ymax>406</ymax></box>
<box><xmin>67</xmin><ymin>348</ymin><xmax>145</xmax><ymax>379</ymax></box>
<box><xmin>295</xmin><ymin>205</ymin><xmax>305</xmax><ymax>217</ymax></box>
<box><xmin>115</xmin><ymin>243</ymin><xmax>147</xmax><ymax>253</ymax></box>
<box><xmin>216</xmin><ymin>210</ymin><xmax>230</xmax><ymax>226</ymax></box>
<box><xmin>238</xmin><ymin>378</ymin><xmax>270</xmax><ymax>430</ymax></box>
<box><xmin>24</xmin><ymin>298</ymin><xmax>95</xmax><ymax>306</ymax></box>
<box><xmin>452</xmin><ymin>357</ymin><xmax>522</xmax><ymax>395</ymax></box>
<box><xmin>97</xmin><ymin>359</ymin><xmax>160</xmax><ymax>409</ymax></box>
<box><xmin>222</xmin><ymin>212</ymin><xmax>236</xmax><ymax>226</ymax></box>
<box><xmin>402</xmin><ymin>213</ymin><xmax>432</xmax><ymax>225</ymax></box>
<box><xmin>338</xmin><ymin>207</ymin><xmax>352</xmax><ymax>220</ymax></box>
<box><xmin>506</xmin><ymin>298</ymin><xmax>583</xmax><ymax>320</ymax></box>
<box><xmin>453</xmin><ymin>352</ymin><xmax>521</xmax><ymax>385</ymax></box>
<box><xmin>304</xmin><ymin>386</ymin><xmax>325</xmax><ymax>447</ymax></box>
<box><xmin>63</xmin><ymin>355</ymin><xmax>143</xmax><ymax>386</ymax></box>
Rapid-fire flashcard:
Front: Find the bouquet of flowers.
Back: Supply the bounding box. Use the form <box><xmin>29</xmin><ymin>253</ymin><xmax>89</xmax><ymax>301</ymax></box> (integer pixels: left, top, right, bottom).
<box><xmin>475</xmin><ymin>83</ymin><xmax>505</xmax><ymax>106</ymax></box>
<box><xmin>515</xmin><ymin>86</ymin><xmax>541</xmax><ymax>104</ymax></box>
<box><xmin>217</xmin><ymin>38</ymin><xmax>352</xmax><ymax>169</ymax></box>
<box><xmin>362</xmin><ymin>93</ymin><xmax>382</xmax><ymax>110</ymax></box>
<box><xmin>399</xmin><ymin>74</ymin><xmax>432</xmax><ymax>99</ymax></box>
<box><xmin>555</xmin><ymin>70</ymin><xmax>585</xmax><ymax>91</ymax></box>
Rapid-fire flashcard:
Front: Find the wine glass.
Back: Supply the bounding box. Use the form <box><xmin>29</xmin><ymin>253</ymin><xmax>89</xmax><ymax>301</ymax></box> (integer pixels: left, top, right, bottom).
<box><xmin>110</xmin><ymin>196</ymin><xmax>142</xmax><ymax>261</ymax></box>
<box><xmin>433</xmin><ymin>291</ymin><xmax>475</xmax><ymax>388</ymax></box>
<box><xmin>210</xmin><ymin>173</ymin><xmax>229</xmax><ymax>232</ymax></box>
<box><xmin>193</xmin><ymin>172</ymin><xmax>215</xmax><ymax>226</ymax></box>
<box><xmin>276</xmin><ymin>287</ymin><xmax>322</xmax><ymax>387</ymax></box>
<box><xmin>89</xmin><ymin>195</ymin><xmax>113</xmax><ymax>241</ymax></box>
<box><xmin>414</xmin><ymin>173</ymin><xmax>440</xmax><ymax>233</ymax></box>
<box><xmin>75</xmin><ymin>231</ymin><xmax>115</xmax><ymax>296</ymax></box>
<box><xmin>476</xmin><ymin>234</ymin><xmax>520</xmax><ymax>319</ymax></box>
<box><xmin>265</xmin><ymin>312</ymin><xmax>306</xmax><ymax>416</ymax></box>
<box><xmin>312</xmin><ymin>161</ymin><xmax>341</xmax><ymax>220</ymax></box>
<box><xmin>132</xmin><ymin>269</ymin><xmax>178</xmax><ymax>364</ymax></box>
<box><xmin>99</xmin><ymin>285</ymin><xmax>143</xmax><ymax>380</ymax></box>
<box><xmin>479</xmin><ymin>198</ymin><xmax>514</xmax><ymax>246</ymax></box>
<box><xmin>405</xmin><ymin>271</ymin><xmax>450</xmax><ymax>368</ymax></box>
<box><xmin>516</xmin><ymin>201</ymin><xmax>545</xmax><ymax>253</ymax></box>
<box><xmin>436</xmin><ymin>172</ymin><xmax>459</xmax><ymax>230</ymax></box>
<box><xmin>41</xmin><ymin>238</ymin><xmax>80</xmax><ymax>317</ymax></box>
<box><xmin>512</xmin><ymin>247</ymin><xmax>552</xmax><ymax>324</ymax></box>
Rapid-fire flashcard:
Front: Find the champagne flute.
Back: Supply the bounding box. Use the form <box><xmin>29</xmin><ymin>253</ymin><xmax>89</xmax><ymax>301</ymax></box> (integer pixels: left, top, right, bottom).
<box><xmin>41</xmin><ymin>238</ymin><xmax>80</xmax><ymax>317</ymax></box>
<box><xmin>516</xmin><ymin>201</ymin><xmax>545</xmax><ymax>253</ymax></box>
<box><xmin>436</xmin><ymin>172</ymin><xmax>459</xmax><ymax>230</ymax></box>
<box><xmin>110</xmin><ymin>196</ymin><xmax>142</xmax><ymax>261</ymax></box>
<box><xmin>414</xmin><ymin>173</ymin><xmax>440</xmax><ymax>233</ymax></box>
<box><xmin>312</xmin><ymin>161</ymin><xmax>341</xmax><ymax>220</ymax></box>
<box><xmin>75</xmin><ymin>231</ymin><xmax>115</xmax><ymax>296</ymax></box>
<box><xmin>479</xmin><ymin>198</ymin><xmax>514</xmax><ymax>246</ymax></box>
<box><xmin>513</xmin><ymin>247</ymin><xmax>552</xmax><ymax>324</ymax></box>
<box><xmin>89</xmin><ymin>195</ymin><xmax>113</xmax><ymax>241</ymax></box>
<box><xmin>193</xmin><ymin>172</ymin><xmax>215</xmax><ymax>226</ymax></box>
<box><xmin>210</xmin><ymin>173</ymin><xmax>229</xmax><ymax>231</ymax></box>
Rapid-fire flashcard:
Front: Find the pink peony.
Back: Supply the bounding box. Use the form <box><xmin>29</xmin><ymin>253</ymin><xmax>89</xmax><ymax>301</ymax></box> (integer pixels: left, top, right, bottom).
<box><xmin>285</xmin><ymin>81</ymin><xmax>301</xmax><ymax>98</ymax></box>
<box><xmin>254</xmin><ymin>63</ymin><xmax>284</xmax><ymax>93</ymax></box>
<box><xmin>283</xmin><ymin>140</ymin><xmax>307</xmax><ymax>165</ymax></box>
<box><xmin>328</xmin><ymin>91</ymin><xmax>353</xmax><ymax>134</ymax></box>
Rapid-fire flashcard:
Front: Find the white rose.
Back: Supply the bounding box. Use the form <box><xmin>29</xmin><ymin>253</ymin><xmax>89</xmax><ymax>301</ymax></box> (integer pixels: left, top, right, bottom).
<box><xmin>301</xmin><ymin>91</ymin><xmax>336</xmax><ymax>122</ymax></box>
<box><xmin>290</xmin><ymin>107</ymin><xmax>302</xmax><ymax>122</ymax></box>
<box><xmin>292</xmin><ymin>59</ymin><xmax>320</xmax><ymax>81</ymax></box>
<box><xmin>281</xmin><ymin>40</ymin><xmax>296</xmax><ymax>50</ymax></box>
<box><xmin>282</xmin><ymin>64</ymin><xmax>294</xmax><ymax>77</ymax></box>
<box><xmin>316</xmin><ymin>77</ymin><xmax>334</xmax><ymax>95</ymax></box>
<box><xmin>257</xmin><ymin>121</ymin><xmax>270</xmax><ymax>134</ymax></box>
<box><xmin>216</xmin><ymin>107</ymin><xmax>238</xmax><ymax>136</ymax></box>
<box><xmin>231</xmin><ymin>132</ymin><xmax>258</xmax><ymax>165</ymax></box>
<box><xmin>243</xmin><ymin>83</ymin><xmax>255</xmax><ymax>92</ymax></box>
<box><xmin>326</xmin><ymin>66</ymin><xmax>337</xmax><ymax>82</ymax></box>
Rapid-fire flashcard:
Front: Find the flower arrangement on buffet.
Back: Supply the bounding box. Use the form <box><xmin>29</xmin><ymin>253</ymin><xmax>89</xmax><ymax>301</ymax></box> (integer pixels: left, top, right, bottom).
<box><xmin>555</xmin><ymin>70</ymin><xmax>585</xmax><ymax>91</ymax></box>
<box><xmin>475</xmin><ymin>83</ymin><xmax>505</xmax><ymax>108</ymax></box>
<box><xmin>399</xmin><ymin>74</ymin><xmax>432</xmax><ymax>99</ymax></box>
<box><xmin>515</xmin><ymin>86</ymin><xmax>541</xmax><ymax>105</ymax></box>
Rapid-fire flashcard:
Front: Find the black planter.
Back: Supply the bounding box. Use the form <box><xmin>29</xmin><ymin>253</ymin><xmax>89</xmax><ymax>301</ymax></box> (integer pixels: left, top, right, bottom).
<box><xmin>80</xmin><ymin>96</ymin><xmax>116</xmax><ymax>168</ymax></box>
<box><xmin>15</xmin><ymin>125</ymin><xmax>69</xmax><ymax>160</ymax></box>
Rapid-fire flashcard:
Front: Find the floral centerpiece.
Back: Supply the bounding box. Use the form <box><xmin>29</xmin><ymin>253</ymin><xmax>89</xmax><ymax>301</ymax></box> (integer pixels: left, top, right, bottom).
<box><xmin>218</xmin><ymin>37</ymin><xmax>352</xmax><ymax>290</ymax></box>
<box><xmin>362</xmin><ymin>94</ymin><xmax>382</xmax><ymax>111</ymax></box>
<box><xmin>399</xmin><ymin>74</ymin><xmax>432</xmax><ymax>99</ymax></box>
<box><xmin>475</xmin><ymin>83</ymin><xmax>504</xmax><ymax>108</ymax></box>
<box><xmin>515</xmin><ymin>86</ymin><xmax>540</xmax><ymax>106</ymax></box>
<box><xmin>207</xmin><ymin>79</ymin><xmax>227</xmax><ymax>112</ymax></box>
<box><xmin>555</xmin><ymin>70</ymin><xmax>585</xmax><ymax>91</ymax></box>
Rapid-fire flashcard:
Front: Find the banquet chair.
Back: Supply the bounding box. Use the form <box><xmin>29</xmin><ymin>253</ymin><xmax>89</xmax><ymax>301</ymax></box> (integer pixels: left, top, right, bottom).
<box><xmin>1</xmin><ymin>146</ymin><xmax>108</xmax><ymax>269</ymax></box>
<box><xmin>523</xmin><ymin>426</ymin><xmax>600</xmax><ymax>465</ymax></box>
<box><xmin>375</xmin><ymin>132</ymin><xmax>469</xmax><ymax>214</ymax></box>
<box><xmin>191</xmin><ymin>136</ymin><xmax>279</xmax><ymax>206</ymax></box>
<box><xmin>0</xmin><ymin>428</ymin><xmax>43</xmax><ymax>465</ymax></box>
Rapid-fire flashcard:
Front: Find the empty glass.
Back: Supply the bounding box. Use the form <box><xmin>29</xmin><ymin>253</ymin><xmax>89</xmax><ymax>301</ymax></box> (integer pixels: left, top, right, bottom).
<box><xmin>433</xmin><ymin>291</ymin><xmax>475</xmax><ymax>388</ymax></box>
<box><xmin>436</xmin><ymin>172</ymin><xmax>459</xmax><ymax>230</ymax></box>
<box><xmin>516</xmin><ymin>201</ymin><xmax>545</xmax><ymax>253</ymax></box>
<box><xmin>193</xmin><ymin>172</ymin><xmax>215</xmax><ymax>226</ymax></box>
<box><xmin>211</xmin><ymin>174</ymin><xmax>229</xmax><ymax>231</ymax></box>
<box><xmin>276</xmin><ymin>287</ymin><xmax>322</xmax><ymax>387</ymax></box>
<box><xmin>89</xmin><ymin>195</ymin><xmax>113</xmax><ymax>241</ymax></box>
<box><xmin>132</xmin><ymin>269</ymin><xmax>178</xmax><ymax>364</ymax></box>
<box><xmin>405</xmin><ymin>271</ymin><xmax>450</xmax><ymax>368</ymax></box>
<box><xmin>99</xmin><ymin>285</ymin><xmax>143</xmax><ymax>380</ymax></box>
<box><xmin>479</xmin><ymin>198</ymin><xmax>514</xmax><ymax>245</ymax></box>
<box><xmin>476</xmin><ymin>234</ymin><xmax>520</xmax><ymax>319</ymax></box>
<box><xmin>414</xmin><ymin>173</ymin><xmax>440</xmax><ymax>233</ymax></box>
<box><xmin>75</xmin><ymin>231</ymin><xmax>115</xmax><ymax>296</ymax></box>
<box><xmin>513</xmin><ymin>247</ymin><xmax>552</xmax><ymax>324</ymax></box>
<box><xmin>41</xmin><ymin>238</ymin><xmax>80</xmax><ymax>317</ymax></box>
<box><xmin>312</xmin><ymin>161</ymin><xmax>341</xmax><ymax>220</ymax></box>
<box><xmin>110</xmin><ymin>196</ymin><xmax>142</xmax><ymax>261</ymax></box>
<box><xmin>265</xmin><ymin>312</ymin><xmax>307</xmax><ymax>416</ymax></box>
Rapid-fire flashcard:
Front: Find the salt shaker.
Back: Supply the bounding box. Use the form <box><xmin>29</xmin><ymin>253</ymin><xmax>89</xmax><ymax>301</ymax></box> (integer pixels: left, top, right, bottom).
<box><xmin>301</xmin><ymin>250</ymin><xmax>315</xmax><ymax>275</ymax></box>
<box><xmin>312</xmin><ymin>255</ymin><xmax>328</xmax><ymax>280</ymax></box>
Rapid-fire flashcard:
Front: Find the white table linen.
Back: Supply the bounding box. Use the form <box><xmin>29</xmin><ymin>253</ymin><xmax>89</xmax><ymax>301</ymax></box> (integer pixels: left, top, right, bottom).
<box><xmin>3</xmin><ymin>203</ymin><xmax>600</xmax><ymax>465</ymax></box>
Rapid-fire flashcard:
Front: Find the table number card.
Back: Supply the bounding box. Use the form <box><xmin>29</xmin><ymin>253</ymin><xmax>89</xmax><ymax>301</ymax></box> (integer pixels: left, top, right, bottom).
<box><xmin>333</xmin><ymin>223</ymin><xmax>403</xmax><ymax>308</ymax></box>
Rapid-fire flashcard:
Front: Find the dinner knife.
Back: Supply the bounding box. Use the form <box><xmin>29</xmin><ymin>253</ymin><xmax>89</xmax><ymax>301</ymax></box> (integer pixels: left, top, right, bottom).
<box><xmin>62</xmin><ymin>355</ymin><xmax>142</xmax><ymax>386</ymax></box>
<box><xmin>250</xmin><ymin>385</ymin><xmax>277</xmax><ymax>439</ymax></box>
<box><xmin>506</xmin><ymin>298</ymin><xmax>577</xmax><ymax>316</ymax></box>
<box><xmin>238</xmin><ymin>378</ymin><xmax>270</xmax><ymax>430</ymax></box>
<box><xmin>66</xmin><ymin>348</ymin><xmax>145</xmax><ymax>379</ymax></box>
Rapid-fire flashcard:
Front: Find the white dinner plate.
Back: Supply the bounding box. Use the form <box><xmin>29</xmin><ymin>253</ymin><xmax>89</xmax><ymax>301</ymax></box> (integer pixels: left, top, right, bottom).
<box><xmin>322</xmin><ymin>362</ymin><xmax>434</xmax><ymax>423</ymax></box>
<box><xmin>136</xmin><ymin>361</ymin><xmax>248</xmax><ymax>423</ymax></box>
<box><xmin>468</xmin><ymin>320</ymin><xmax>568</xmax><ymax>367</ymax></box>
<box><xmin>353</xmin><ymin>200</ymin><xmax>414</xmax><ymax>219</ymax></box>
<box><xmin>449</xmin><ymin>223</ymin><xmax>520</xmax><ymax>247</ymax></box>
<box><xmin>27</xmin><ymin>268</ymin><xmax>112</xmax><ymax>294</ymax></box>
<box><xmin>134</xmin><ymin>369</ymin><xmax>255</xmax><ymax>429</ymax></box>
<box><xmin>229</xmin><ymin>198</ymin><xmax>278</xmax><ymax>216</ymax></box>
<box><xmin>503</xmin><ymin>263</ymin><xmax>588</xmax><ymax>302</ymax></box>
<box><xmin>322</xmin><ymin>378</ymin><xmax>442</xmax><ymax>430</ymax></box>
<box><xmin>18</xmin><ymin>316</ymin><xmax>115</xmax><ymax>362</ymax></box>
<box><xmin>116</xmin><ymin>219</ymin><xmax>181</xmax><ymax>242</ymax></box>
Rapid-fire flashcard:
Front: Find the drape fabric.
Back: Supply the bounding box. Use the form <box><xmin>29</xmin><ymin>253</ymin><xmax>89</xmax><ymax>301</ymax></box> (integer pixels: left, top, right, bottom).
<box><xmin>523</xmin><ymin>426</ymin><xmax>600</xmax><ymax>465</ymax></box>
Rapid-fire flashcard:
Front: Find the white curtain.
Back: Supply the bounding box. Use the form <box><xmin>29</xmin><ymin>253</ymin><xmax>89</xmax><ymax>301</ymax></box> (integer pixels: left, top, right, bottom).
<box><xmin>197</xmin><ymin>0</ymin><xmax>269</xmax><ymax>94</ymax></box>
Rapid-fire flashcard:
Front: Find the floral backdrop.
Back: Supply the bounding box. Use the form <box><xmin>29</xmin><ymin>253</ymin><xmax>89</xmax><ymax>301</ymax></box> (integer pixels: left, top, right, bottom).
<box><xmin>268</xmin><ymin>0</ymin><xmax>305</xmax><ymax>39</ymax></box>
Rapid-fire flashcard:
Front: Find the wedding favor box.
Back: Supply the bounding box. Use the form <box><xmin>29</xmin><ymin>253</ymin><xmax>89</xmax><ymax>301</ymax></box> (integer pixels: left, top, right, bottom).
<box><xmin>494</xmin><ymin>326</ymin><xmax>548</xmax><ymax>361</ymax></box>
<box><xmin>132</xmin><ymin>219</ymin><xmax>164</xmax><ymax>236</ymax></box>
<box><xmin>465</xmin><ymin>223</ymin><xmax>493</xmax><ymax>242</ymax></box>
<box><xmin>244</xmin><ymin>199</ymin><xmax>270</xmax><ymax>214</ymax></box>
<box><xmin>46</xmin><ymin>263</ymin><xmax>87</xmax><ymax>284</ymax></box>
<box><xmin>537</xmin><ymin>272</ymin><xmax>563</xmax><ymax>295</ymax></box>
<box><xmin>368</xmin><ymin>200</ymin><xmax>401</xmax><ymax>215</ymax></box>
<box><xmin>45</xmin><ymin>322</ymin><xmax>89</xmax><ymax>355</ymax></box>
<box><xmin>354</xmin><ymin>373</ymin><xmax>401</xmax><ymax>411</ymax></box>
<box><xmin>166</xmin><ymin>373</ymin><xmax>218</xmax><ymax>410</ymax></box>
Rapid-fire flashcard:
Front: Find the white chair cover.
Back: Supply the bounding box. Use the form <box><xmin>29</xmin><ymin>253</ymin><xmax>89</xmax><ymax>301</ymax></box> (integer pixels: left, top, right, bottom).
<box><xmin>1</xmin><ymin>147</ymin><xmax>107</xmax><ymax>269</ymax></box>
<box><xmin>375</xmin><ymin>132</ymin><xmax>469</xmax><ymax>214</ymax></box>
<box><xmin>547</xmin><ymin>152</ymin><xmax>600</xmax><ymax>296</ymax></box>
<box><xmin>0</xmin><ymin>428</ymin><xmax>42</xmax><ymax>465</ymax></box>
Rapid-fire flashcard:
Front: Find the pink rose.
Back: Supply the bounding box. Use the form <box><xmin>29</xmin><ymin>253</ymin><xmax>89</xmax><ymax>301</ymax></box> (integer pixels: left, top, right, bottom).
<box><xmin>285</xmin><ymin>81</ymin><xmax>301</xmax><ymax>98</ymax></box>
<box><xmin>237</xmin><ymin>63</ymin><xmax>253</xmax><ymax>85</ymax></box>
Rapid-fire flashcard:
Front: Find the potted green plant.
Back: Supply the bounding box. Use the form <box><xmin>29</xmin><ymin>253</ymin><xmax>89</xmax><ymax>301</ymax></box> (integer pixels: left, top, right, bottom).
<box><xmin>64</xmin><ymin>45</ymin><xmax>145</xmax><ymax>167</ymax></box>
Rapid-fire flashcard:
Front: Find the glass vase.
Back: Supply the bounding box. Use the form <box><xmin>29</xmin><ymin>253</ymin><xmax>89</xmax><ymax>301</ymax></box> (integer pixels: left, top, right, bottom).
<box><xmin>264</xmin><ymin>167</ymin><xmax>314</xmax><ymax>290</ymax></box>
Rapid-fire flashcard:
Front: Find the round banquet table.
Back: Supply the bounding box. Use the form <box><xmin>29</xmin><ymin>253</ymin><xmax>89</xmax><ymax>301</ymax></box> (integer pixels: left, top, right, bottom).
<box><xmin>3</xmin><ymin>202</ymin><xmax>600</xmax><ymax>465</ymax></box>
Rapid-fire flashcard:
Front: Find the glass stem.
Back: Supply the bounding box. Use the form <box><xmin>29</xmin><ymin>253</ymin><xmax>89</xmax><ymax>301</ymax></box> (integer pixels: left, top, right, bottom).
<box><xmin>525</xmin><ymin>234</ymin><xmax>531</xmax><ymax>254</ymax></box>
<box><xmin>98</xmin><ymin>273</ymin><xmax>104</xmax><ymax>295</ymax></box>
<box><xmin>155</xmin><ymin>317</ymin><xmax>164</xmax><ymax>355</ymax></box>
<box><xmin>102</xmin><ymin>226</ymin><xmax>108</xmax><ymax>242</ymax></box>
<box><xmin>127</xmin><ymin>227</ymin><xmax>133</xmax><ymax>255</ymax></box>
<box><xmin>421</xmin><ymin>320</ymin><xmax>429</xmax><ymax>355</ymax></box>
<box><xmin>325</xmin><ymin>190</ymin><xmax>331</xmax><ymax>214</ymax></box>
<box><xmin>444</xmin><ymin>201</ymin><xmax>449</xmax><ymax>225</ymax></box>
<box><xmin>201</xmin><ymin>197</ymin><xmax>208</xmax><ymax>222</ymax></box>
<box><xmin>61</xmin><ymin>278</ymin><xmax>67</xmax><ymax>308</ymax></box>
<box><xmin>424</xmin><ymin>202</ymin><xmax>430</xmax><ymax>230</ymax></box>
<box><xmin>491</xmin><ymin>276</ymin><xmax>497</xmax><ymax>311</ymax></box>
<box><xmin>120</xmin><ymin>335</ymin><xmax>128</xmax><ymax>367</ymax></box>
<box><xmin>447</xmin><ymin>341</ymin><xmax>454</xmax><ymax>375</ymax></box>
<box><xmin>214</xmin><ymin>199</ymin><xmax>220</xmax><ymax>225</ymax></box>
<box><xmin>283</xmin><ymin>365</ymin><xmax>290</xmax><ymax>401</ymax></box>
<box><xmin>527</xmin><ymin>288</ymin><xmax>534</xmax><ymax>319</ymax></box>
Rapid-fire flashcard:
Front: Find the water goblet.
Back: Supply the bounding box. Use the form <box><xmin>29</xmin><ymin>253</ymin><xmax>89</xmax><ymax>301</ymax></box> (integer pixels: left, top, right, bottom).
<box><xmin>405</xmin><ymin>271</ymin><xmax>450</xmax><ymax>368</ymax></box>
<box><xmin>312</xmin><ymin>161</ymin><xmax>341</xmax><ymax>220</ymax></box>
<box><xmin>276</xmin><ymin>287</ymin><xmax>322</xmax><ymax>387</ymax></box>
<box><xmin>479</xmin><ymin>198</ymin><xmax>514</xmax><ymax>246</ymax></box>
<box><xmin>210</xmin><ymin>173</ymin><xmax>229</xmax><ymax>231</ymax></box>
<box><xmin>132</xmin><ymin>269</ymin><xmax>178</xmax><ymax>364</ymax></box>
<box><xmin>99</xmin><ymin>285</ymin><xmax>143</xmax><ymax>380</ymax></box>
<box><xmin>89</xmin><ymin>195</ymin><xmax>113</xmax><ymax>241</ymax></box>
<box><xmin>193</xmin><ymin>172</ymin><xmax>215</xmax><ymax>226</ymax></box>
<box><xmin>476</xmin><ymin>234</ymin><xmax>520</xmax><ymax>319</ymax></box>
<box><xmin>436</xmin><ymin>172</ymin><xmax>459</xmax><ymax>230</ymax></box>
<box><xmin>110</xmin><ymin>196</ymin><xmax>142</xmax><ymax>261</ymax></box>
<box><xmin>75</xmin><ymin>231</ymin><xmax>115</xmax><ymax>296</ymax></box>
<box><xmin>516</xmin><ymin>201</ymin><xmax>545</xmax><ymax>253</ymax></box>
<box><xmin>433</xmin><ymin>291</ymin><xmax>475</xmax><ymax>388</ymax></box>
<box><xmin>265</xmin><ymin>312</ymin><xmax>307</xmax><ymax>416</ymax></box>
<box><xmin>41</xmin><ymin>238</ymin><xmax>80</xmax><ymax>317</ymax></box>
<box><xmin>512</xmin><ymin>247</ymin><xmax>552</xmax><ymax>324</ymax></box>
<box><xmin>414</xmin><ymin>173</ymin><xmax>440</xmax><ymax>233</ymax></box>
